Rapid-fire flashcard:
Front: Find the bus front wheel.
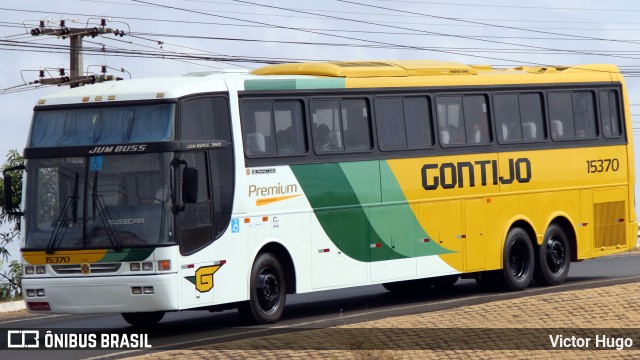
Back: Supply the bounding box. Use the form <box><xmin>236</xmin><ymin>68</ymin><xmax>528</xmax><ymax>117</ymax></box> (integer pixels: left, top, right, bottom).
<box><xmin>238</xmin><ymin>252</ymin><xmax>287</xmax><ymax>324</ymax></box>
<box><xmin>497</xmin><ymin>227</ymin><xmax>534</xmax><ymax>291</ymax></box>
<box><xmin>534</xmin><ymin>224</ymin><xmax>571</xmax><ymax>286</ymax></box>
<box><xmin>121</xmin><ymin>311</ymin><xmax>165</xmax><ymax>327</ymax></box>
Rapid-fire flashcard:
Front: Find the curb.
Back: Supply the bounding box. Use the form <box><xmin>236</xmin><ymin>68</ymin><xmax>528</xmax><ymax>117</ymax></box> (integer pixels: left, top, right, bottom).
<box><xmin>0</xmin><ymin>300</ymin><xmax>25</xmax><ymax>313</ymax></box>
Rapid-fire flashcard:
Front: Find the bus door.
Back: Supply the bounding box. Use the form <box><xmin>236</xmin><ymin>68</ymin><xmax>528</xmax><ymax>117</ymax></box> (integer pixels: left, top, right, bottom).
<box><xmin>177</xmin><ymin>151</ymin><xmax>215</xmax><ymax>308</ymax></box>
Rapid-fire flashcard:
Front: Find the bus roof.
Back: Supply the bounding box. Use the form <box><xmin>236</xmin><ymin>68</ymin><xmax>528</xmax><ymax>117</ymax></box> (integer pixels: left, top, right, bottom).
<box><xmin>251</xmin><ymin>60</ymin><xmax>621</xmax><ymax>78</ymax></box>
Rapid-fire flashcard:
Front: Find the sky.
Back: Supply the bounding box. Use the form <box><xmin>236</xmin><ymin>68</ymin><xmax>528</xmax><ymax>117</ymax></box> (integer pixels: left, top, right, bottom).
<box><xmin>2</xmin><ymin>0</ymin><xmax>640</xmax><ymax>265</ymax></box>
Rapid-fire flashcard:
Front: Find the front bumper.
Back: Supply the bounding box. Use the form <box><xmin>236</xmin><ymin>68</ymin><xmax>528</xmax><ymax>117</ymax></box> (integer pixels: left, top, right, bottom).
<box><xmin>22</xmin><ymin>273</ymin><xmax>179</xmax><ymax>314</ymax></box>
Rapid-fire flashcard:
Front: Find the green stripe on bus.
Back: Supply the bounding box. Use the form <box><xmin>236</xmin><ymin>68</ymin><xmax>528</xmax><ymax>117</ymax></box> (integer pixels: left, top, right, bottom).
<box><xmin>100</xmin><ymin>248</ymin><xmax>155</xmax><ymax>263</ymax></box>
<box><xmin>244</xmin><ymin>78</ymin><xmax>345</xmax><ymax>91</ymax></box>
<box><xmin>291</xmin><ymin>161</ymin><xmax>450</xmax><ymax>262</ymax></box>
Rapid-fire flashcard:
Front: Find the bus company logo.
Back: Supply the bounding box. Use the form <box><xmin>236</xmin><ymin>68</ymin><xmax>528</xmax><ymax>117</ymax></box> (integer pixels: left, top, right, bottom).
<box><xmin>421</xmin><ymin>157</ymin><xmax>532</xmax><ymax>191</ymax></box>
<box><xmin>88</xmin><ymin>144</ymin><xmax>147</xmax><ymax>154</ymax></box>
<box><xmin>7</xmin><ymin>330</ymin><xmax>40</xmax><ymax>348</ymax></box>
<box><xmin>184</xmin><ymin>264</ymin><xmax>224</xmax><ymax>293</ymax></box>
<box><xmin>80</xmin><ymin>263</ymin><xmax>90</xmax><ymax>275</ymax></box>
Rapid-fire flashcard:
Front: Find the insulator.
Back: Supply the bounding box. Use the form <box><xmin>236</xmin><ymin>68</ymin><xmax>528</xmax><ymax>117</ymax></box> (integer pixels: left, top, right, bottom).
<box><xmin>30</xmin><ymin>28</ymin><xmax>40</xmax><ymax>36</ymax></box>
<box><xmin>100</xmin><ymin>18</ymin><xmax>107</xmax><ymax>27</ymax></box>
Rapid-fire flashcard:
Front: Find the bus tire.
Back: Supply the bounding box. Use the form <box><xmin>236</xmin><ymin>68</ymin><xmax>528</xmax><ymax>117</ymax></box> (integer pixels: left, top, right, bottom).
<box><xmin>238</xmin><ymin>252</ymin><xmax>286</xmax><ymax>324</ymax></box>
<box><xmin>534</xmin><ymin>224</ymin><xmax>571</xmax><ymax>286</ymax></box>
<box><xmin>121</xmin><ymin>311</ymin><xmax>165</xmax><ymax>327</ymax></box>
<box><xmin>497</xmin><ymin>227</ymin><xmax>534</xmax><ymax>291</ymax></box>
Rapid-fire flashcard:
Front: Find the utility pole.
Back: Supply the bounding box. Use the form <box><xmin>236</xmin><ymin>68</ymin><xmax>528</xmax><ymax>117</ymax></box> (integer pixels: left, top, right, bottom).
<box><xmin>30</xmin><ymin>19</ymin><xmax>126</xmax><ymax>87</ymax></box>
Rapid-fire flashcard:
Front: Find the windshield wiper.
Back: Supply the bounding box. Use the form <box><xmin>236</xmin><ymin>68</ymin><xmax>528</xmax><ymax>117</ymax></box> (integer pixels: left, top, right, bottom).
<box><xmin>46</xmin><ymin>172</ymin><xmax>79</xmax><ymax>254</ymax></box>
<box><xmin>91</xmin><ymin>172</ymin><xmax>123</xmax><ymax>251</ymax></box>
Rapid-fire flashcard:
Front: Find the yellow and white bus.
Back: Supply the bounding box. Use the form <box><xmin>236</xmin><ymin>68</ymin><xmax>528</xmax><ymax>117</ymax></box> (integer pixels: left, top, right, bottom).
<box><xmin>6</xmin><ymin>60</ymin><xmax>636</xmax><ymax>326</ymax></box>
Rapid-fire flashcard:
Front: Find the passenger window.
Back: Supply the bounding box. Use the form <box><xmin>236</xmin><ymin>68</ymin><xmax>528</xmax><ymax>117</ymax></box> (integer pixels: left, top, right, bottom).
<box><xmin>495</xmin><ymin>93</ymin><xmax>545</xmax><ymax>142</ymax></box>
<box><xmin>463</xmin><ymin>95</ymin><xmax>490</xmax><ymax>144</ymax></box>
<box><xmin>311</xmin><ymin>99</ymin><xmax>372</xmax><ymax>153</ymax></box>
<box><xmin>549</xmin><ymin>91</ymin><xmax>597</xmax><ymax>140</ymax></box>
<box><xmin>375</xmin><ymin>97</ymin><xmax>432</xmax><ymax>150</ymax></box>
<box><xmin>437</xmin><ymin>96</ymin><xmax>465</xmax><ymax>145</ymax></box>
<box><xmin>437</xmin><ymin>95</ymin><xmax>489</xmax><ymax>146</ymax></box>
<box><xmin>600</xmin><ymin>90</ymin><xmax>622</xmax><ymax>138</ymax></box>
<box><xmin>240</xmin><ymin>100</ymin><xmax>307</xmax><ymax>156</ymax></box>
<box><xmin>549</xmin><ymin>92</ymin><xmax>575</xmax><ymax>140</ymax></box>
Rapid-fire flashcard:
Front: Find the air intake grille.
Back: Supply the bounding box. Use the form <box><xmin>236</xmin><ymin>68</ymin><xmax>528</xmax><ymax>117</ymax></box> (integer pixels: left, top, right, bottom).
<box><xmin>593</xmin><ymin>201</ymin><xmax>626</xmax><ymax>248</ymax></box>
<box><xmin>52</xmin><ymin>263</ymin><xmax>121</xmax><ymax>274</ymax></box>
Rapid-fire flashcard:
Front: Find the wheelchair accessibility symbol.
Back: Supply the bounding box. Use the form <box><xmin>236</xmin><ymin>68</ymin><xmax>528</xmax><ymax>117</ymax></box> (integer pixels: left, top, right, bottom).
<box><xmin>231</xmin><ymin>218</ymin><xmax>240</xmax><ymax>233</ymax></box>
<box><xmin>90</xmin><ymin>156</ymin><xmax>103</xmax><ymax>171</ymax></box>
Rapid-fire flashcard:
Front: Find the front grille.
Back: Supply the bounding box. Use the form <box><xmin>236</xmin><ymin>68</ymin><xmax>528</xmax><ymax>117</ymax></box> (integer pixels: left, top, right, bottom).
<box><xmin>52</xmin><ymin>263</ymin><xmax>121</xmax><ymax>274</ymax></box>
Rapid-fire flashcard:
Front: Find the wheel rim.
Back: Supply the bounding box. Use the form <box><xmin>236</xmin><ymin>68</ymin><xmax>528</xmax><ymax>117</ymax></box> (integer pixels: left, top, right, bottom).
<box><xmin>257</xmin><ymin>268</ymin><xmax>280</xmax><ymax>312</ymax></box>
<box><xmin>509</xmin><ymin>241</ymin><xmax>529</xmax><ymax>280</ymax></box>
<box><xmin>545</xmin><ymin>237</ymin><xmax>566</xmax><ymax>274</ymax></box>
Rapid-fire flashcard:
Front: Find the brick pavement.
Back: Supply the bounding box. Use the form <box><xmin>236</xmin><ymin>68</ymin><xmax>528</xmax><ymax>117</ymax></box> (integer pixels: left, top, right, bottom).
<box><xmin>126</xmin><ymin>281</ymin><xmax>640</xmax><ymax>360</ymax></box>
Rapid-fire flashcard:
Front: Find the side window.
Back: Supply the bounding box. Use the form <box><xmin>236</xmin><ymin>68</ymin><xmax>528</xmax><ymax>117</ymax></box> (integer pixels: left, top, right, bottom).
<box><xmin>311</xmin><ymin>98</ymin><xmax>372</xmax><ymax>153</ymax></box>
<box><xmin>549</xmin><ymin>91</ymin><xmax>596</xmax><ymax>140</ymax></box>
<box><xmin>240</xmin><ymin>100</ymin><xmax>307</xmax><ymax>156</ymax></box>
<box><xmin>573</xmin><ymin>92</ymin><xmax>596</xmax><ymax>138</ymax></box>
<box><xmin>181</xmin><ymin>97</ymin><xmax>229</xmax><ymax>140</ymax></box>
<box><xmin>463</xmin><ymin>95</ymin><xmax>491</xmax><ymax>144</ymax></box>
<box><xmin>437</xmin><ymin>96</ymin><xmax>465</xmax><ymax>145</ymax></box>
<box><xmin>436</xmin><ymin>95</ymin><xmax>490</xmax><ymax>146</ymax></box>
<box><xmin>599</xmin><ymin>90</ymin><xmax>622</xmax><ymax>138</ymax></box>
<box><xmin>375</xmin><ymin>96</ymin><xmax>432</xmax><ymax>150</ymax></box>
<box><xmin>274</xmin><ymin>101</ymin><xmax>307</xmax><ymax>154</ymax></box>
<box><xmin>495</xmin><ymin>93</ymin><xmax>545</xmax><ymax>142</ymax></box>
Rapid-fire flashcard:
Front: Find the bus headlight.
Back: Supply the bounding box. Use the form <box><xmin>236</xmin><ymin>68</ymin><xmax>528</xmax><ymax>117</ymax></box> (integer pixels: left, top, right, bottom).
<box><xmin>24</xmin><ymin>266</ymin><xmax>35</xmax><ymax>275</ymax></box>
<box><xmin>36</xmin><ymin>266</ymin><xmax>46</xmax><ymax>274</ymax></box>
<box><xmin>142</xmin><ymin>262</ymin><xmax>153</xmax><ymax>271</ymax></box>
<box><xmin>130</xmin><ymin>263</ymin><xmax>141</xmax><ymax>271</ymax></box>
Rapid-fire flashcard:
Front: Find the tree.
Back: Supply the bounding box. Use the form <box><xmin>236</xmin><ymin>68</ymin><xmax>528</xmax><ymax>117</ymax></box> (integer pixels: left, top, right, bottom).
<box><xmin>0</xmin><ymin>150</ymin><xmax>24</xmax><ymax>300</ymax></box>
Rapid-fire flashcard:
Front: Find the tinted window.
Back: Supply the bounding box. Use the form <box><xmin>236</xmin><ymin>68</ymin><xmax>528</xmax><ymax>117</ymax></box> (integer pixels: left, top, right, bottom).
<box><xmin>600</xmin><ymin>90</ymin><xmax>622</xmax><ymax>137</ymax></box>
<box><xmin>181</xmin><ymin>97</ymin><xmax>231</xmax><ymax>141</ymax></box>
<box><xmin>375</xmin><ymin>97</ymin><xmax>432</xmax><ymax>150</ymax></box>
<box><xmin>311</xmin><ymin>99</ymin><xmax>372</xmax><ymax>153</ymax></box>
<box><xmin>241</xmin><ymin>100</ymin><xmax>307</xmax><ymax>156</ymax></box>
<box><xmin>549</xmin><ymin>91</ymin><xmax>596</xmax><ymax>140</ymax></box>
<box><xmin>437</xmin><ymin>95</ymin><xmax>489</xmax><ymax>145</ymax></box>
<box><xmin>495</xmin><ymin>93</ymin><xmax>545</xmax><ymax>142</ymax></box>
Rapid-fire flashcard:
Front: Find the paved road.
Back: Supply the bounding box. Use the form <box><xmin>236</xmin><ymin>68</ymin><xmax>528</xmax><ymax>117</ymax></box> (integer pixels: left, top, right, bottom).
<box><xmin>2</xmin><ymin>253</ymin><xmax>639</xmax><ymax>359</ymax></box>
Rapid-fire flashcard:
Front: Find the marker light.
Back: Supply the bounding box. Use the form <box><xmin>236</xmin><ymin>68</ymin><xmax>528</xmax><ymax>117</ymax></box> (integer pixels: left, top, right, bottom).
<box><xmin>130</xmin><ymin>263</ymin><xmax>141</xmax><ymax>271</ymax></box>
<box><xmin>157</xmin><ymin>260</ymin><xmax>171</xmax><ymax>271</ymax></box>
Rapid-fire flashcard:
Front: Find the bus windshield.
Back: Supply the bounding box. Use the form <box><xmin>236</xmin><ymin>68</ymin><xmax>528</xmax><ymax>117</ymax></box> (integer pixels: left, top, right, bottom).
<box><xmin>25</xmin><ymin>153</ymin><xmax>173</xmax><ymax>250</ymax></box>
<box><xmin>29</xmin><ymin>103</ymin><xmax>175</xmax><ymax>148</ymax></box>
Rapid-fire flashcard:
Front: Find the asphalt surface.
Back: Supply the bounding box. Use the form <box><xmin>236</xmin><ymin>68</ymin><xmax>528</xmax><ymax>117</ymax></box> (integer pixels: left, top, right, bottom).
<box><xmin>1</xmin><ymin>253</ymin><xmax>639</xmax><ymax>359</ymax></box>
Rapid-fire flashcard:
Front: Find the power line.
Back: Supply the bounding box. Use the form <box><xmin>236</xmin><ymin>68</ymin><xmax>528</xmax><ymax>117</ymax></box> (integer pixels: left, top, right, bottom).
<box><xmin>337</xmin><ymin>0</ymin><xmax>640</xmax><ymax>47</ymax></box>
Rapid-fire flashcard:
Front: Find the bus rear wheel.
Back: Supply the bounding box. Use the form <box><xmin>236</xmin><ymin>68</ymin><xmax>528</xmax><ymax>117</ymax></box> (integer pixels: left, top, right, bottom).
<box><xmin>238</xmin><ymin>253</ymin><xmax>287</xmax><ymax>324</ymax></box>
<box><xmin>496</xmin><ymin>227</ymin><xmax>534</xmax><ymax>291</ymax></box>
<box><xmin>121</xmin><ymin>311</ymin><xmax>165</xmax><ymax>327</ymax></box>
<box><xmin>534</xmin><ymin>224</ymin><xmax>571</xmax><ymax>286</ymax></box>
